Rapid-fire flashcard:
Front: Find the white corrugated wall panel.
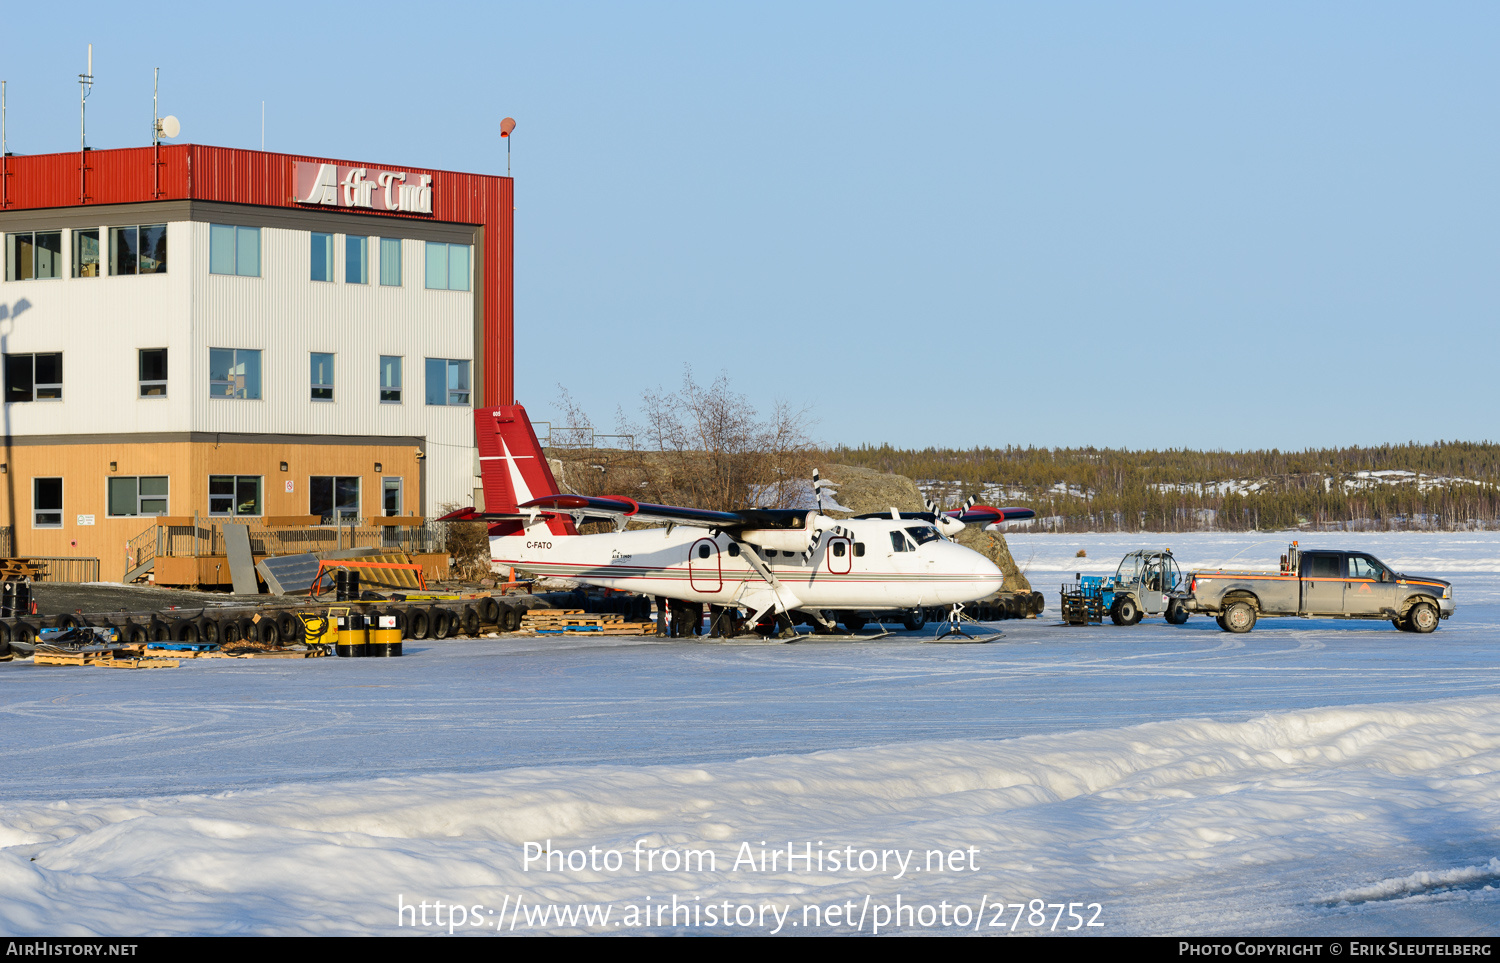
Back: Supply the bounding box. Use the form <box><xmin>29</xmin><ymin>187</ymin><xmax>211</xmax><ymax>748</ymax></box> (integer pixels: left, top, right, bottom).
<box><xmin>0</xmin><ymin>220</ymin><xmax>195</xmax><ymax>436</ymax></box>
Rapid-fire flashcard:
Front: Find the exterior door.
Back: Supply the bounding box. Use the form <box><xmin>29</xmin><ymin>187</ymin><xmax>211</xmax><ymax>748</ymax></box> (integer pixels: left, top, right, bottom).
<box><xmin>688</xmin><ymin>538</ymin><xmax>722</xmax><ymax>593</ymax></box>
<box><xmin>1300</xmin><ymin>552</ymin><xmax>1344</xmax><ymax>614</ymax></box>
<box><xmin>825</xmin><ymin>536</ymin><xmax>852</xmax><ymax>575</ymax></box>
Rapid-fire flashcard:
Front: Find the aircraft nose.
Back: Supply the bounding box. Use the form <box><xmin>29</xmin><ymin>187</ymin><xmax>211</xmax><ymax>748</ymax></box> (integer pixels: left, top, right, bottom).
<box><xmin>968</xmin><ymin>551</ymin><xmax>1004</xmax><ymax>596</ymax></box>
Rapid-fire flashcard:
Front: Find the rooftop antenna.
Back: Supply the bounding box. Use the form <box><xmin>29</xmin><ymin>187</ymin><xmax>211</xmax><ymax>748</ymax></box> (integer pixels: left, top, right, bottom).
<box><xmin>151</xmin><ymin>68</ymin><xmax>179</xmax><ymax>198</ymax></box>
<box><xmin>2</xmin><ymin>80</ymin><xmax>7</xmax><ymax>156</ymax></box>
<box><xmin>500</xmin><ymin>117</ymin><xmax>516</xmax><ymax>176</ymax></box>
<box><xmin>79</xmin><ymin>44</ymin><xmax>93</xmax><ymax>151</ymax></box>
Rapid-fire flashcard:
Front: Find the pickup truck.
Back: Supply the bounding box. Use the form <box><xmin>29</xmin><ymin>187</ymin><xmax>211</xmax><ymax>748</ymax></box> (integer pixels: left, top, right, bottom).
<box><xmin>1181</xmin><ymin>542</ymin><xmax>1454</xmax><ymax>634</ymax></box>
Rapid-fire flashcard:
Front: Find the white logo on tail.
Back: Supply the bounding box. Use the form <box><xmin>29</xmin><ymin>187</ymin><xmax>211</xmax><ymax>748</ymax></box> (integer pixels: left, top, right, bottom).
<box><xmin>502</xmin><ymin>440</ymin><xmax>535</xmax><ymax>507</ymax></box>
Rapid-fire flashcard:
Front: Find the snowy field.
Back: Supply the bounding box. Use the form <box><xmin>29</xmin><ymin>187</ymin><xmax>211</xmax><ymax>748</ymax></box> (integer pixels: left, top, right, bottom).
<box><xmin>3</xmin><ymin>531</ymin><xmax>1499</xmax><ymax>936</ymax></box>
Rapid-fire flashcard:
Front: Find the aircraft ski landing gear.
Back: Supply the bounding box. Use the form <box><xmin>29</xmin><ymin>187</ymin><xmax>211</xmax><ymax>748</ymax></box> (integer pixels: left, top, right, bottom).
<box><xmin>928</xmin><ymin>603</ymin><xmax>1005</xmax><ymax>643</ymax></box>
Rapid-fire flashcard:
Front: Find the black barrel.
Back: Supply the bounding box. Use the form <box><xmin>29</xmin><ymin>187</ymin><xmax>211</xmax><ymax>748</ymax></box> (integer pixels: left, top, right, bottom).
<box><xmin>368</xmin><ymin>610</ymin><xmax>403</xmax><ymax>657</ymax></box>
<box><xmin>334</xmin><ymin>612</ymin><xmax>368</xmax><ymax>657</ymax></box>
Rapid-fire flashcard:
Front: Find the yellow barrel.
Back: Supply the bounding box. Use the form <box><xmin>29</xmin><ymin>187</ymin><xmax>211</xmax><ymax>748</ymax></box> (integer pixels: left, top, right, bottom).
<box><xmin>368</xmin><ymin>611</ymin><xmax>403</xmax><ymax>657</ymax></box>
<box><xmin>335</xmin><ymin>613</ymin><xmax>368</xmax><ymax>658</ymax></box>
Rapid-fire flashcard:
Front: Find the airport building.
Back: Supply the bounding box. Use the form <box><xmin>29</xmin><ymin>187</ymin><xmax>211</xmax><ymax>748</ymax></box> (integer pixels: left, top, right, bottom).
<box><xmin>0</xmin><ymin>144</ymin><xmax>513</xmax><ymax>583</ymax></box>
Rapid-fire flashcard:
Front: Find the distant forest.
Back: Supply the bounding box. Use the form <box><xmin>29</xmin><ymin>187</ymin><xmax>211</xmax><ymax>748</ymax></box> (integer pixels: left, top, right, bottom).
<box><xmin>826</xmin><ymin>441</ymin><xmax>1500</xmax><ymax>532</ymax></box>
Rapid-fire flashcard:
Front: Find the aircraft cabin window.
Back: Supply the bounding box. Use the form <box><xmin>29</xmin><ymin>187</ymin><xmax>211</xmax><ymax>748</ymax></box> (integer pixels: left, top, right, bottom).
<box><xmin>854</xmin><ymin>543</ymin><xmax>865</xmax><ymax>557</ymax></box>
<box><xmin>727</xmin><ymin>543</ymin><xmax>740</xmax><ymax>557</ymax></box>
<box><xmin>832</xmin><ymin>542</ymin><xmax>846</xmax><ymax>557</ymax></box>
<box><xmin>697</xmin><ymin>544</ymin><xmax>710</xmax><ymax>559</ymax></box>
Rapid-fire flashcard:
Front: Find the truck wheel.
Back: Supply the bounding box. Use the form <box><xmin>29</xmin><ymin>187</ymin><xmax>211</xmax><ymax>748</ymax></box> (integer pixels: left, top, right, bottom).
<box><xmin>1407</xmin><ymin>602</ymin><xmax>1439</xmax><ymax>634</ymax></box>
<box><xmin>1110</xmin><ymin>597</ymin><xmax>1142</xmax><ymax>626</ymax></box>
<box><xmin>1392</xmin><ymin>618</ymin><xmax>1411</xmax><ymax>632</ymax></box>
<box><xmin>901</xmin><ymin>609</ymin><xmax>926</xmax><ymax>631</ymax></box>
<box><xmin>1223</xmin><ymin>601</ymin><xmax>1257</xmax><ymax>634</ymax></box>
<box><xmin>1165</xmin><ymin>600</ymin><xmax>1189</xmax><ymax>625</ymax></box>
<box><xmin>1215</xmin><ymin>615</ymin><xmax>1227</xmax><ymax>631</ymax></box>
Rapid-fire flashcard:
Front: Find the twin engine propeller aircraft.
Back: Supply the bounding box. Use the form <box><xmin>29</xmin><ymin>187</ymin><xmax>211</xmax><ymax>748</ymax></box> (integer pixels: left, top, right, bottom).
<box><xmin>442</xmin><ymin>405</ymin><xmax>1036</xmax><ymax>637</ymax></box>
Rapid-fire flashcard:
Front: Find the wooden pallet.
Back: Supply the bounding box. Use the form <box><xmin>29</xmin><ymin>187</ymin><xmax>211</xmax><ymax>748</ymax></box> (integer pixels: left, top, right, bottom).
<box><xmin>230</xmin><ymin>649</ymin><xmax>327</xmax><ymax>659</ymax></box>
<box><xmin>34</xmin><ymin>651</ymin><xmax>179</xmax><ymax>669</ymax></box>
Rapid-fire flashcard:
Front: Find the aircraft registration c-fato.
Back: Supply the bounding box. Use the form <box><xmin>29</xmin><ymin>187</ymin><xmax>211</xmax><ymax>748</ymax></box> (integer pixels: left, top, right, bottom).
<box><xmin>443</xmin><ymin>405</ymin><xmax>1036</xmax><ymax>634</ymax></box>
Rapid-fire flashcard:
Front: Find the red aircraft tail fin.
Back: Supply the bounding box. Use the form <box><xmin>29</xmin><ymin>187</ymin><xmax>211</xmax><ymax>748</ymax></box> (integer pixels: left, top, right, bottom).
<box><xmin>474</xmin><ymin>405</ymin><xmax>577</xmax><ymax>537</ymax></box>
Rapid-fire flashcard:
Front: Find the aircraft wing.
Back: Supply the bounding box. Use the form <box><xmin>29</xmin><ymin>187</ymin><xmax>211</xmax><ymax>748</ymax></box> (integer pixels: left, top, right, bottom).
<box><xmin>953</xmin><ymin>505</ymin><xmax>1036</xmax><ymax>523</ymax></box>
<box><xmin>519</xmin><ymin>495</ymin><xmax>744</xmax><ymax>528</ymax></box>
<box><xmin>439</xmin><ymin>495</ymin><xmax>783</xmax><ymax>530</ymax></box>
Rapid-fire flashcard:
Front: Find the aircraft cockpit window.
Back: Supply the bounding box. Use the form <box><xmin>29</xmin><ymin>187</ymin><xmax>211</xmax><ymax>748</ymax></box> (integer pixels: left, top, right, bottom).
<box><xmin>890</xmin><ymin>532</ymin><xmax>912</xmax><ymax>553</ymax></box>
<box><xmin>905</xmin><ymin>525</ymin><xmax>940</xmax><ymax>546</ymax></box>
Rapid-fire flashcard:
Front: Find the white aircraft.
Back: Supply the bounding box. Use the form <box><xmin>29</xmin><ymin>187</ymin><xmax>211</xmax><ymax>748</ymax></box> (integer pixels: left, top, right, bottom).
<box><xmin>444</xmin><ymin>405</ymin><xmax>1035</xmax><ymax>637</ymax></box>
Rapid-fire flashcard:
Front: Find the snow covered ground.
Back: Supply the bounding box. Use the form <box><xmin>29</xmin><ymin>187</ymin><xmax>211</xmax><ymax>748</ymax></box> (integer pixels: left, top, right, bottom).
<box><xmin>3</xmin><ymin>532</ymin><xmax>1499</xmax><ymax>936</ymax></box>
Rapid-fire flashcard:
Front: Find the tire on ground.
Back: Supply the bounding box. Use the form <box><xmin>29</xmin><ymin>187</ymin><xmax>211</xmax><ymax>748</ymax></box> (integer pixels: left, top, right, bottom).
<box><xmin>1223</xmin><ymin>600</ymin><xmax>1257</xmax><ymax>634</ymax></box>
<box><xmin>431</xmin><ymin>608</ymin><xmax>454</xmax><ymax>640</ymax></box>
<box><xmin>171</xmin><ymin>619</ymin><xmax>201</xmax><ymax>644</ymax></box>
<box><xmin>1110</xmin><ymin>596</ymin><xmax>1142</xmax><ymax>626</ymax></box>
<box><xmin>278</xmin><ymin>612</ymin><xmax>303</xmax><ymax>644</ymax></box>
<box><xmin>13</xmin><ymin>621</ymin><xmax>38</xmax><ymax>646</ymax></box>
<box><xmin>460</xmin><ymin>606</ymin><xmax>481</xmax><ymax>637</ymax></box>
<box><xmin>407</xmin><ymin>608</ymin><xmax>430</xmax><ymax>640</ymax></box>
<box><xmin>478</xmin><ymin>597</ymin><xmax>500</xmax><ymax>624</ymax></box>
<box><xmin>1406</xmin><ymin>601</ymin><xmax>1439</xmax><ymax>634</ymax></box>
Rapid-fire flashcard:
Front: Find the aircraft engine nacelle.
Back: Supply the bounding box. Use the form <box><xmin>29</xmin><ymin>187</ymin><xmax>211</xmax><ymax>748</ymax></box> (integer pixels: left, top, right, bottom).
<box><xmin>935</xmin><ymin>515</ymin><xmax>966</xmax><ymax>538</ymax></box>
<box><xmin>737</xmin><ymin>527</ymin><xmax>816</xmax><ymax>554</ymax></box>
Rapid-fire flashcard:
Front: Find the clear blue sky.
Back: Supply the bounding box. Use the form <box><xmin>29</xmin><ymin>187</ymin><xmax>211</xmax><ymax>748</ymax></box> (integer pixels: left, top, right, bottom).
<box><xmin>4</xmin><ymin>2</ymin><xmax>1495</xmax><ymax>451</ymax></box>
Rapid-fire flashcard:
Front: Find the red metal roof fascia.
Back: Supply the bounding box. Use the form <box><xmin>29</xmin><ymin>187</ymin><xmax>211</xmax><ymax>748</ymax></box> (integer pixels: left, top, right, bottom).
<box><xmin>2</xmin><ymin>144</ymin><xmax>515</xmax><ymax>406</ymax></box>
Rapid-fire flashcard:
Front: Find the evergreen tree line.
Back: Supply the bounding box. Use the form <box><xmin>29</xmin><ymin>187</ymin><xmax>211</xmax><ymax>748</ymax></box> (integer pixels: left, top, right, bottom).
<box><xmin>825</xmin><ymin>441</ymin><xmax>1500</xmax><ymax>532</ymax></box>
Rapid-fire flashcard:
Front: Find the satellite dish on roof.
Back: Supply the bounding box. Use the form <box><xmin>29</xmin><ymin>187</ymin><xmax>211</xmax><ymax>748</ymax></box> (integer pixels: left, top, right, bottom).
<box><xmin>160</xmin><ymin>115</ymin><xmax>180</xmax><ymax>138</ymax></box>
<box><xmin>500</xmin><ymin>117</ymin><xmax>516</xmax><ymax>137</ymax></box>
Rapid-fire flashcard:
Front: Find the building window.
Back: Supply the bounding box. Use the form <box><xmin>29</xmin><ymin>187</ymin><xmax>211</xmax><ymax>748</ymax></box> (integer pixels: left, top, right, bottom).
<box><xmin>345</xmin><ymin>235</ymin><xmax>368</xmax><ymax>284</ymax></box>
<box><xmin>379</xmin><ymin>238</ymin><xmax>401</xmax><ymax>286</ymax></box>
<box><xmin>73</xmin><ymin>229</ymin><xmax>101</xmax><ymax>278</ymax></box>
<box><xmin>382</xmin><ymin>477</ymin><xmax>402</xmax><ymax>515</ymax></box>
<box><xmin>311</xmin><ymin>232</ymin><xmax>333</xmax><ymax>282</ymax></box>
<box><xmin>107</xmin><ymin>476</ymin><xmax>168</xmax><ymax>517</ymax></box>
<box><xmin>33</xmin><ymin>477</ymin><xmax>62</xmax><ymax>528</ymax></box>
<box><xmin>4</xmin><ymin>352</ymin><xmax>62</xmax><ymax>403</ymax></box>
<box><xmin>310</xmin><ymin>352</ymin><xmax>334</xmax><ymax>401</ymax></box>
<box><xmin>379</xmin><ymin>355</ymin><xmax>402</xmax><ymax>403</ymax></box>
<box><xmin>209</xmin><ymin>475</ymin><xmax>262</xmax><ymax>517</ymax></box>
<box><xmin>209</xmin><ymin>224</ymin><xmax>260</xmax><ymax>277</ymax></box>
<box><xmin>209</xmin><ymin>348</ymin><xmax>262</xmax><ymax>399</ymax></box>
<box><xmin>425</xmin><ymin>358</ymin><xmax>470</xmax><ymax>406</ymax></box>
<box><xmin>110</xmin><ymin>225</ymin><xmax>167</xmax><ymax>275</ymax></box>
<box><xmin>5</xmin><ymin>232</ymin><xmax>63</xmax><ymax>281</ymax></box>
<box><xmin>139</xmin><ymin>348</ymin><xmax>168</xmax><ymax>397</ymax></box>
<box><xmin>311</xmin><ymin>476</ymin><xmax>360</xmax><ymax>524</ymax></box>
<box><xmin>424</xmin><ymin>242</ymin><xmax>470</xmax><ymax>291</ymax></box>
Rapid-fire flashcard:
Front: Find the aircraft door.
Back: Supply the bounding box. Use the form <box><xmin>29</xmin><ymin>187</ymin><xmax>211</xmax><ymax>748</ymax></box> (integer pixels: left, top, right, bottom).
<box><xmin>689</xmin><ymin>538</ymin><xmax>722</xmax><ymax>593</ymax></box>
<box><xmin>826</xmin><ymin>537</ymin><xmax>852</xmax><ymax>575</ymax></box>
